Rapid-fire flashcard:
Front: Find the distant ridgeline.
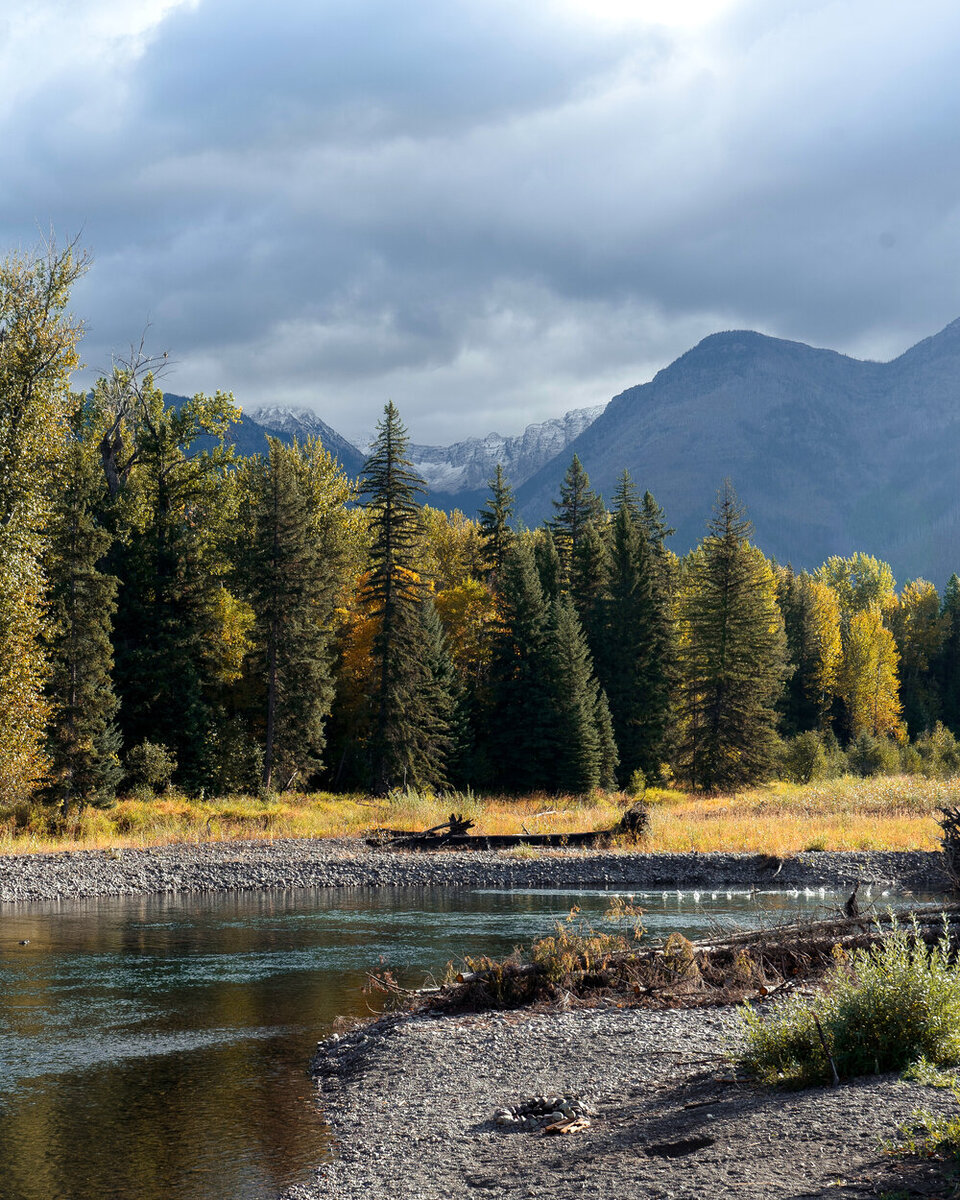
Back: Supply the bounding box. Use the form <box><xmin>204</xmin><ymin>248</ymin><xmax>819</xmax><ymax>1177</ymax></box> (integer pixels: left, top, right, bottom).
<box><xmin>177</xmin><ymin>316</ymin><xmax>960</xmax><ymax>584</ymax></box>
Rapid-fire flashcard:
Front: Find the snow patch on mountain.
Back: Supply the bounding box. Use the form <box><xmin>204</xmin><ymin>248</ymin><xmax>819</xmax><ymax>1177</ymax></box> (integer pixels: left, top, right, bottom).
<box><xmin>407</xmin><ymin>405</ymin><xmax>605</xmax><ymax>492</ymax></box>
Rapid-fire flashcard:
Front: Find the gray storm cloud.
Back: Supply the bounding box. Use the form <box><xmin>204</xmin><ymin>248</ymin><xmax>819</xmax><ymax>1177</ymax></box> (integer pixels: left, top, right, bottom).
<box><xmin>1</xmin><ymin>0</ymin><xmax>959</xmax><ymax>443</ymax></box>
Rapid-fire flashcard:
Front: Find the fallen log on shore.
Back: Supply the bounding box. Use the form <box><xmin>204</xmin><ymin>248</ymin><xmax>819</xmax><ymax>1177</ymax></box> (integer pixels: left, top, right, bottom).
<box><xmin>374</xmin><ymin>903</ymin><xmax>960</xmax><ymax>1014</ymax></box>
<box><xmin>366</xmin><ymin>804</ymin><xmax>648</xmax><ymax>851</ymax></box>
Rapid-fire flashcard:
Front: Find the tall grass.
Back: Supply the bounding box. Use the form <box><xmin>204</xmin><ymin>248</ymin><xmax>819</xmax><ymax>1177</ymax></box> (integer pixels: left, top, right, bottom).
<box><xmin>0</xmin><ymin>774</ymin><xmax>954</xmax><ymax>855</ymax></box>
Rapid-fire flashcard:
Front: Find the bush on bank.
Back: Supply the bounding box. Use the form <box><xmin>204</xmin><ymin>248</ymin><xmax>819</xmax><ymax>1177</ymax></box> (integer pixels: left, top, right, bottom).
<box><xmin>738</xmin><ymin>917</ymin><xmax>960</xmax><ymax>1088</ymax></box>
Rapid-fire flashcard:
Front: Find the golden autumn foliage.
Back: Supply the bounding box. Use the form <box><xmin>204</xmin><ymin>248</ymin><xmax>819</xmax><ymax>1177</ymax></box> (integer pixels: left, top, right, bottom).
<box><xmin>434</xmin><ymin>577</ymin><xmax>498</xmax><ymax>682</ymax></box>
<box><xmin>838</xmin><ymin>605</ymin><xmax>903</xmax><ymax>739</ymax></box>
<box><xmin>0</xmin><ymin>243</ymin><xmax>86</xmax><ymax>804</ymax></box>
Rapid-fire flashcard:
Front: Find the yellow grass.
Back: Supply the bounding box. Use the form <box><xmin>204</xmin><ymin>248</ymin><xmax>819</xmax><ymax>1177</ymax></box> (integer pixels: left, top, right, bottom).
<box><xmin>0</xmin><ymin>774</ymin><xmax>954</xmax><ymax>856</ymax></box>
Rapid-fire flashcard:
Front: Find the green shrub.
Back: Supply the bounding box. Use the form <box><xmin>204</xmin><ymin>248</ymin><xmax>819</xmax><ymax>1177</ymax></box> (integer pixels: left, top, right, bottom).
<box><xmin>781</xmin><ymin>732</ymin><xmax>827</xmax><ymax>784</ymax></box>
<box><xmin>916</xmin><ymin>723</ymin><xmax>960</xmax><ymax>779</ymax></box>
<box><xmin>626</xmin><ymin>769</ymin><xmax>647</xmax><ymax>798</ymax></box>
<box><xmin>738</xmin><ymin>917</ymin><xmax>960</xmax><ymax>1088</ymax></box>
<box><xmin>124</xmin><ymin>742</ymin><xmax>177</xmax><ymax>793</ymax></box>
<box><xmin>847</xmin><ymin>733</ymin><xmax>900</xmax><ymax>778</ymax></box>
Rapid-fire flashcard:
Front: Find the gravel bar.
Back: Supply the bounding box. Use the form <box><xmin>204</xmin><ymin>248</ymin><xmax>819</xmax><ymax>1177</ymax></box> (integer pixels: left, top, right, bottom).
<box><xmin>0</xmin><ymin>840</ymin><xmax>947</xmax><ymax>903</ymax></box>
<box><xmin>289</xmin><ymin>1004</ymin><xmax>958</xmax><ymax>1200</ymax></box>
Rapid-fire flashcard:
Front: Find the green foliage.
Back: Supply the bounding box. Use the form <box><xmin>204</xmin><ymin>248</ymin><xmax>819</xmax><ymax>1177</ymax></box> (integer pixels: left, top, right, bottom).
<box><xmin>739</xmin><ymin>918</ymin><xmax>960</xmax><ymax>1088</ymax></box>
<box><xmin>549</xmin><ymin>454</ymin><xmax>605</xmax><ymax>591</ymax></box>
<box><xmin>124</xmin><ymin>741</ymin><xmax>177</xmax><ymax>792</ymax></box>
<box><xmin>626</xmin><ymin>768</ymin><xmax>647</xmax><ymax>798</ymax></box>
<box><xmin>780</xmin><ymin>731</ymin><xmax>828</xmax><ymax>784</ymax></box>
<box><xmin>0</xmin><ymin>242</ymin><xmax>87</xmax><ymax>804</ymax></box>
<box><xmin>107</xmin><ymin>373</ymin><xmax>240</xmax><ymax>789</ymax></box>
<box><xmin>359</xmin><ymin>403</ymin><xmax>454</xmax><ymax>793</ymax></box>
<box><xmin>915</xmin><ymin>722</ymin><xmax>960</xmax><ymax>779</ymax></box>
<box><xmin>594</xmin><ymin>479</ymin><xmax>673</xmax><ymax>785</ymax></box>
<box><xmin>477</xmin><ymin>463</ymin><xmax>513</xmax><ymax>580</ymax></box>
<box><xmin>43</xmin><ymin>435</ymin><xmax>122</xmax><ymax>809</ymax></box>
<box><xmin>235</xmin><ymin>436</ymin><xmax>353</xmax><ymax>789</ymax></box>
<box><xmin>675</xmin><ymin>483</ymin><xmax>788</xmax><ymax>790</ymax></box>
<box><xmin>847</xmin><ymin>732</ymin><xmax>900</xmax><ymax>777</ymax></box>
<box><xmin>778</xmin><ymin>569</ymin><xmax>842</xmax><ymax>735</ymax></box>
<box><xmin>816</xmin><ymin>553</ymin><xmax>897</xmax><ymax>616</ymax></box>
<box><xmin>547</xmin><ymin>596</ymin><xmax>607</xmax><ymax>794</ymax></box>
<box><xmin>936</xmin><ymin>574</ymin><xmax>960</xmax><ymax>737</ymax></box>
<box><xmin>486</xmin><ymin>536</ymin><xmax>556</xmax><ymax>791</ymax></box>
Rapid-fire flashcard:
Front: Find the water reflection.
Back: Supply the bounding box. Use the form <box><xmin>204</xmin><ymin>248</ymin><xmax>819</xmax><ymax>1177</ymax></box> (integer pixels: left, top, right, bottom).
<box><xmin>0</xmin><ymin>884</ymin><xmax>943</xmax><ymax>1200</ymax></box>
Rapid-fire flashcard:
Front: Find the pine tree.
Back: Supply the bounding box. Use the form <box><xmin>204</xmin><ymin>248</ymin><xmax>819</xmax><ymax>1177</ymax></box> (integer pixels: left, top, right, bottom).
<box><xmin>43</xmin><ymin>436</ymin><xmax>122</xmax><ymax>808</ymax></box>
<box><xmin>109</xmin><ymin>378</ymin><xmax>239</xmax><ymax>788</ymax></box>
<box><xmin>238</xmin><ymin>437</ymin><xmax>352</xmax><ymax>790</ymax></box>
<box><xmin>477</xmin><ymin>464</ymin><xmax>514</xmax><ymax>581</ymax></box>
<box><xmin>359</xmin><ymin>402</ymin><xmax>452</xmax><ymax>792</ymax></box>
<box><xmin>594</xmin><ymin>482</ymin><xmax>672</xmax><ymax>785</ymax></box>
<box><xmin>549</xmin><ymin>454</ymin><xmax>605</xmax><ymax>589</ymax></box>
<box><xmin>675</xmin><ymin>483</ymin><xmax>788</xmax><ymax>790</ymax></box>
<box><xmin>570</xmin><ymin>520</ymin><xmax>609</xmax><ymax>627</ymax></box>
<box><xmin>486</xmin><ymin>536</ymin><xmax>555</xmax><ymax>791</ymax></box>
<box><xmin>546</xmin><ymin>596</ymin><xmax>616</xmax><ymax>794</ymax></box>
<box><xmin>640</xmin><ymin>490</ymin><xmax>674</xmax><ymax>553</ymax></box>
<box><xmin>547</xmin><ymin>597</ymin><xmax>602</xmax><ymax>792</ymax></box>
<box><xmin>410</xmin><ymin>598</ymin><xmax>457</xmax><ymax>789</ymax></box>
<box><xmin>534</xmin><ymin>528</ymin><xmax>562</xmax><ymax>603</ymax></box>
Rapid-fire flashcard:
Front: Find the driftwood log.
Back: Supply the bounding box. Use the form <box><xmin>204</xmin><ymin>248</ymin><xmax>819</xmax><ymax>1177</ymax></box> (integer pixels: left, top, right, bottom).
<box><xmin>366</xmin><ymin>802</ymin><xmax>649</xmax><ymax>851</ymax></box>
<box><xmin>379</xmin><ymin>904</ymin><xmax>960</xmax><ymax>1012</ymax></box>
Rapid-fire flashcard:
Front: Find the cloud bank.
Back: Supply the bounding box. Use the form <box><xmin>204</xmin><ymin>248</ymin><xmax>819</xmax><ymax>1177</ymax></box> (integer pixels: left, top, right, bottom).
<box><xmin>2</xmin><ymin>0</ymin><xmax>959</xmax><ymax>442</ymax></box>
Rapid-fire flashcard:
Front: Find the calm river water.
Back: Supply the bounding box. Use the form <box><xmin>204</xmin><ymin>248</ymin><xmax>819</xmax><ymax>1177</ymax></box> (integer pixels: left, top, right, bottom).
<box><xmin>0</xmin><ymin>883</ymin><xmax>939</xmax><ymax>1200</ymax></box>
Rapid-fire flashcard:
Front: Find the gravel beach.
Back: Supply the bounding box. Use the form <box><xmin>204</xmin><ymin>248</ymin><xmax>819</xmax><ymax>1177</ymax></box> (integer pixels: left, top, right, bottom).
<box><xmin>0</xmin><ymin>840</ymin><xmax>947</xmax><ymax>903</ymax></box>
<box><xmin>290</xmin><ymin>1003</ymin><xmax>960</xmax><ymax>1200</ymax></box>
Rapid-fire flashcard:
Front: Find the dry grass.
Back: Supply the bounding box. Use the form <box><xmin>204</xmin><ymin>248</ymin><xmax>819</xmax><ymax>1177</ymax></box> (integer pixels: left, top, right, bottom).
<box><xmin>0</xmin><ymin>774</ymin><xmax>954</xmax><ymax>857</ymax></box>
<box><xmin>644</xmin><ymin>775</ymin><xmax>953</xmax><ymax>856</ymax></box>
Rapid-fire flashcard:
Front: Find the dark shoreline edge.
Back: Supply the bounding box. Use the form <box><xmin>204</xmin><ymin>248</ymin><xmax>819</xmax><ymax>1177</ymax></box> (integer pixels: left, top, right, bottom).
<box><xmin>0</xmin><ymin>839</ymin><xmax>948</xmax><ymax>904</ymax></box>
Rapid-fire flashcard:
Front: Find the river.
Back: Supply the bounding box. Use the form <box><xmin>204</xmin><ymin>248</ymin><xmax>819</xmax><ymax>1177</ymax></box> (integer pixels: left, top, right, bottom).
<box><xmin>0</xmin><ymin>883</ymin><xmax>937</xmax><ymax>1200</ymax></box>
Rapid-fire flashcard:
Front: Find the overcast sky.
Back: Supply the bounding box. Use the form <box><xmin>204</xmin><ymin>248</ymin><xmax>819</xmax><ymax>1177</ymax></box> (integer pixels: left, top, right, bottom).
<box><xmin>3</xmin><ymin>0</ymin><xmax>960</xmax><ymax>444</ymax></box>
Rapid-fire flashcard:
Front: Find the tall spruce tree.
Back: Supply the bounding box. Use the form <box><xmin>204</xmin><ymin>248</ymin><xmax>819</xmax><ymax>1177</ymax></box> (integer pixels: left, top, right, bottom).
<box><xmin>360</xmin><ymin>402</ymin><xmax>452</xmax><ymax>792</ymax></box>
<box><xmin>43</xmin><ymin>435</ymin><xmax>122</xmax><ymax>808</ymax></box>
<box><xmin>486</xmin><ymin>536</ymin><xmax>555</xmax><ymax>791</ymax></box>
<box><xmin>238</xmin><ymin>437</ymin><xmax>352</xmax><ymax>791</ymax></box>
<box><xmin>108</xmin><ymin>377</ymin><xmax>239</xmax><ymax>788</ymax></box>
<box><xmin>534</xmin><ymin>528</ymin><xmax>562</xmax><ymax>602</ymax></box>
<box><xmin>546</xmin><ymin>595</ymin><xmax>617</xmax><ymax>793</ymax></box>
<box><xmin>549</xmin><ymin>454</ymin><xmax>605</xmax><ymax>590</ymax></box>
<box><xmin>675</xmin><ymin>483</ymin><xmax>788</xmax><ymax>790</ymax></box>
<box><xmin>594</xmin><ymin>477</ymin><xmax>672</xmax><ymax>785</ymax></box>
<box><xmin>477</xmin><ymin>464</ymin><xmax>514</xmax><ymax>581</ymax></box>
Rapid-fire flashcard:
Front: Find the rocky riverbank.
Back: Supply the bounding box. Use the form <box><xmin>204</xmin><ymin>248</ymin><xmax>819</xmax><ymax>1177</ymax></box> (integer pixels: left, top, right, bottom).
<box><xmin>287</xmin><ymin>1003</ymin><xmax>958</xmax><ymax>1200</ymax></box>
<box><xmin>0</xmin><ymin>841</ymin><xmax>950</xmax><ymax>904</ymax></box>
<box><xmin>0</xmin><ymin>841</ymin><xmax>949</xmax><ymax>903</ymax></box>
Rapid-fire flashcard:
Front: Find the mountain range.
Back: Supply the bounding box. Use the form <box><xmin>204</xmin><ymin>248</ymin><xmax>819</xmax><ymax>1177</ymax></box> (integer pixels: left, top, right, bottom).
<box><xmin>514</xmin><ymin>320</ymin><xmax>960</xmax><ymax>585</ymax></box>
<box><xmin>178</xmin><ymin>317</ymin><xmax>960</xmax><ymax>585</ymax></box>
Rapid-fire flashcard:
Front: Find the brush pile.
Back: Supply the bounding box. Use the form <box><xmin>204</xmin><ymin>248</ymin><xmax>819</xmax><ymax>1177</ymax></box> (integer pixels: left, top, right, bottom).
<box><xmin>368</xmin><ymin>903</ymin><xmax>960</xmax><ymax>1015</ymax></box>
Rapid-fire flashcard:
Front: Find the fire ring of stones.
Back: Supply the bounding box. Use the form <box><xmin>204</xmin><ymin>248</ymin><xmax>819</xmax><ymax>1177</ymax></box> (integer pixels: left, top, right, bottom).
<box><xmin>493</xmin><ymin>1093</ymin><xmax>593</xmax><ymax>1133</ymax></box>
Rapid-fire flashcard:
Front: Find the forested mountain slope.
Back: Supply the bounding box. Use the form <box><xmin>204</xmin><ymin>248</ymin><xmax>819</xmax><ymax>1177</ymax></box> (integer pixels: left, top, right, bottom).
<box><xmin>515</xmin><ymin>321</ymin><xmax>960</xmax><ymax>583</ymax></box>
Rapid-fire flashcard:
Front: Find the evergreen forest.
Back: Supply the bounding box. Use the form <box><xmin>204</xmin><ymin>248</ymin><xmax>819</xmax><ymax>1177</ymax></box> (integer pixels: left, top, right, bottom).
<box><xmin>6</xmin><ymin>245</ymin><xmax>960</xmax><ymax>815</ymax></box>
